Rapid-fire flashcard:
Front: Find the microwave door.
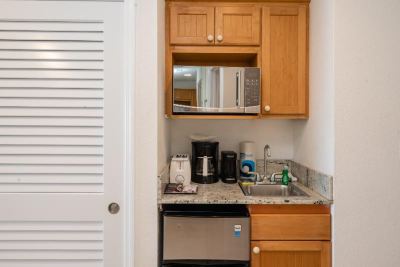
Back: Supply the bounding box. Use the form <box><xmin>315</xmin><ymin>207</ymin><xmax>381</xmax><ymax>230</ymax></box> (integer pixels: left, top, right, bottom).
<box><xmin>220</xmin><ymin>67</ymin><xmax>245</xmax><ymax>113</ymax></box>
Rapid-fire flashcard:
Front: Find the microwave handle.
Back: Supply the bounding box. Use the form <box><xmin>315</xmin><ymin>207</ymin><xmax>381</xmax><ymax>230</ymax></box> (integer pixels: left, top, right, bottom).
<box><xmin>235</xmin><ymin>72</ymin><xmax>240</xmax><ymax>107</ymax></box>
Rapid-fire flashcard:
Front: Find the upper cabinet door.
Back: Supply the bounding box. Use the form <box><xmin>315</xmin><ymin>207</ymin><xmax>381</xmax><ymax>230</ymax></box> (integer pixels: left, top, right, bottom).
<box><xmin>170</xmin><ymin>6</ymin><xmax>215</xmax><ymax>45</ymax></box>
<box><xmin>262</xmin><ymin>6</ymin><xmax>308</xmax><ymax>116</ymax></box>
<box><xmin>215</xmin><ymin>6</ymin><xmax>261</xmax><ymax>45</ymax></box>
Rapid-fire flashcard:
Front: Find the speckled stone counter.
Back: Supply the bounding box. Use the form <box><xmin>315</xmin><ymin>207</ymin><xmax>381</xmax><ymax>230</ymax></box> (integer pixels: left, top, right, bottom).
<box><xmin>158</xmin><ymin>181</ymin><xmax>332</xmax><ymax>205</ymax></box>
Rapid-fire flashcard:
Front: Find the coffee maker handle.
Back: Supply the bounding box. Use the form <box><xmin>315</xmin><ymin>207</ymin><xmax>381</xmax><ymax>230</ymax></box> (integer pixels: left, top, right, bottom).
<box><xmin>202</xmin><ymin>156</ymin><xmax>208</xmax><ymax>177</ymax></box>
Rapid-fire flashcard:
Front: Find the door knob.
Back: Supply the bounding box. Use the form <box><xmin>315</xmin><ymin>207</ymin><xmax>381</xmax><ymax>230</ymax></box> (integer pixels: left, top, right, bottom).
<box><xmin>217</xmin><ymin>34</ymin><xmax>223</xmax><ymax>42</ymax></box>
<box><xmin>264</xmin><ymin>105</ymin><xmax>271</xmax><ymax>112</ymax></box>
<box><xmin>108</xmin><ymin>202</ymin><xmax>120</xmax><ymax>214</ymax></box>
<box><xmin>253</xmin><ymin>246</ymin><xmax>260</xmax><ymax>254</ymax></box>
<box><xmin>207</xmin><ymin>35</ymin><xmax>214</xmax><ymax>42</ymax></box>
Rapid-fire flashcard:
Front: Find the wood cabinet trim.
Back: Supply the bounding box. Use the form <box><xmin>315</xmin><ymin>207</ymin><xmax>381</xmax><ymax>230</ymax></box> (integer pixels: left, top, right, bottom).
<box><xmin>259</xmin><ymin>240</ymin><xmax>323</xmax><ymax>251</ymax></box>
<box><xmin>171</xmin><ymin>45</ymin><xmax>261</xmax><ymax>54</ymax></box>
<box><xmin>165</xmin><ymin>5</ymin><xmax>173</xmax><ymax>116</ymax></box>
<box><xmin>270</xmin><ymin>6</ymin><xmax>300</xmax><ymax>14</ymax></box>
<box><xmin>167</xmin><ymin>0</ymin><xmax>311</xmax><ymax>3</ymax></box>
<box><xmin>167</xmin><ymin>2</ymin><xmax>309</xmax><ymax>9</ymax></box>
<box><xmin>168</xmin><ymin>114</ymin><xmax>260</xmax><ymax>119</ymax></box>
<box><xmin>261</xmin><ymin>6</ymin><xmax>271</xmax><ymax>116</ymax></box>
<box><xmin>251</xmin><ymin>214</ymin><xmax>331</xmax><ymax>241</ymax></box>
<box><xmin>297</xmin><ymin>5</ymin><xmax>307</xmax><ymax>114</ymax></box>
<box><xmin>248</xmin><ymin>204</ymin><xmax>331</xmax><ymax>214</ymax></box>
<box><xmin>322</xmin><ymin>241</ymin><xmax>332</xmax><ymax>267</ymax></box>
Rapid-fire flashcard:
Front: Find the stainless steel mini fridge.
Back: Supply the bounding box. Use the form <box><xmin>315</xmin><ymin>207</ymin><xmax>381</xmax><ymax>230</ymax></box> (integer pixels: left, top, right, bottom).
<box><xmin>161</xmin><ymin>205</ymin><xmax>250</xmax><ymax>267</ymax></box>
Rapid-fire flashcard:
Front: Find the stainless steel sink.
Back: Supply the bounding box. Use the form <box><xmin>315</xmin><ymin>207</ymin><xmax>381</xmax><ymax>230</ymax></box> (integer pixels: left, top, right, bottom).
<box><xmin>239</xmin><ymin>183</ymin><xmax>309</xmax><ymax>197</ymax></box>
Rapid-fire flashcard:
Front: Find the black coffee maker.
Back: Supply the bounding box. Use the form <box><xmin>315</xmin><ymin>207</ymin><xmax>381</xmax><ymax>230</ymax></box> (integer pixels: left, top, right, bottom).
<box><xmin>220</xmin><ymin>151</ymin><xmax>237</xmax><ymax>184</ymax></box>
<box><xmin>191</xmin><ymin>141</ymin><xmax>219</xmax><ymax>184</ymax></box>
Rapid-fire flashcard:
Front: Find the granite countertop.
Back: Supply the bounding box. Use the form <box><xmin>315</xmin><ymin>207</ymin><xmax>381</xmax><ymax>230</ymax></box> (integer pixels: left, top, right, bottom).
<box><xmin>158</xmin><ymin>181</ymin><xmax>332</xmax><ymax>205</ymax></box>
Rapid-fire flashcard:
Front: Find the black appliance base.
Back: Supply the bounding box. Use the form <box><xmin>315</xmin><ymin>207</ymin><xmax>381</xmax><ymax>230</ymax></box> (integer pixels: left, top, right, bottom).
<box><xmin>191</xmin><ymin>176</ymin><xmax>219</xmax><ymax>184</ymax></box>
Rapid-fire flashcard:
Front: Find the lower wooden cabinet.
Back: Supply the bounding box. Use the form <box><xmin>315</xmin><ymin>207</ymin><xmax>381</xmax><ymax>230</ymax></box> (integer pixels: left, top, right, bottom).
<box><xmin>249</xmin><ymin>205</ymin><xmax>331</xmax><ymax>267</ymax></box>
<box><xmin>251</xmin><ymin>241</ymin><xmax>331</xmax><ymax>267</ymax></box>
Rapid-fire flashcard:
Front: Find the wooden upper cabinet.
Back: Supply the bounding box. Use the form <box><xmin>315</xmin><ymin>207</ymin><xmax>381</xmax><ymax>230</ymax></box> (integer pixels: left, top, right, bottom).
<box><xmin>169</xmin><ymin>4</ymin><xmax>261</xmax><ymax>46</ymax></box>
<box><xmin>261</xmin><ymin>6</ymin><xmax>308</xmax><ymax>116</ymax></box>
<box><xmin>251</xmin><ymin>241</ymin><xmax>331</xmax><ymax>267</ymax></box>
<box><xmin>170</xmin><ymin>6</ymin><xmax>215</xmax><ymax>45</ymax></box>
<box><xmin>166</xmin><ymin>2</ymin><xmax>310</xmax><ymax>119</ymax></box>
<box><xmin>215</xmin><ymin>6</ymin><xmax>261</xmax><ymax>45</ymax></box>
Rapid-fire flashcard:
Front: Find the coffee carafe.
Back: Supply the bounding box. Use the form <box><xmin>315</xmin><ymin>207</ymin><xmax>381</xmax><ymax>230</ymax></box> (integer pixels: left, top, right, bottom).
<box><xmin>191</xmin><ymin>142</ymin><xmax>219</xmax><ymax>184</ymax></box>
<box><xmin>195</xmin><ymin>156</ymin><xmax>215</xmax><ymax>177</ymax></box>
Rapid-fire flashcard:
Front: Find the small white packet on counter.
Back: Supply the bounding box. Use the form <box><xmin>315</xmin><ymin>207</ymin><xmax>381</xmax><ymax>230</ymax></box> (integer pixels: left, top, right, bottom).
<box><xmin>182</xmin><ymin>184</ymin><xmax>198</xmax><ymax>193</ymax></box>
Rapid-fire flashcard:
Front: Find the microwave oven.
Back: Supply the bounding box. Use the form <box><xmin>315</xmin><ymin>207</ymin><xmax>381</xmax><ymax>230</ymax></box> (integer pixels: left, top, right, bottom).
<box><xmin>173</xmin><ymin>66</ymin><xmax>260</xmax><ymax>114</ymax></box>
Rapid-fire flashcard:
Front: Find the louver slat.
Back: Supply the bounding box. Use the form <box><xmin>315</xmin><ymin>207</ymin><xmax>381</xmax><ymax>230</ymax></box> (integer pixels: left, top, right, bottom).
<box><xmin>0</xmin><ymin>60</ymin><xmax>103</xmax><ymax>69</ymax></box>
<box><xmin>0</xmin><ymin>21</ymin><xmax>104</xmax><ymax>32</ymax></box>
<box><xmin>0</xmin><ymin>20</ymin><xmax>104</xmax><ymax>193</ymax></box>
<box><xmin>0</xmin><ymin>32</ymin><xmax>103</xmax><ymax>41</ymax></box>
<box><xmin>0</xmin><ymin>221</ymin><xmax>103</xmax><ymax>265</ymax></box>
<box><xmin>0</xmin><ymin>41</ymin><xmax>104</xmax><ymax>51</ymax></box>
<box><xmin>0</xmin><ymin>107</ymin><xmax>102</xmax><ymax>117</ymax></box>
<box><xmin>0</xmin><ymin>51</ymin><xmax>103</xmax><ymax>60</ymax></box>
<box><xmin>0</xmin><ymin>70</ymin><xmax>103</xmax><ymax>79</ymax></box>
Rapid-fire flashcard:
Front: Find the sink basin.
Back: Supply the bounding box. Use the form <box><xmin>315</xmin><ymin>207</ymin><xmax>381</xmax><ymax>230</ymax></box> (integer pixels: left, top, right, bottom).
<box><xmin>239</xmin><ymin>183</ymin><xmax>309</xmax><ymax>197</ymax></box>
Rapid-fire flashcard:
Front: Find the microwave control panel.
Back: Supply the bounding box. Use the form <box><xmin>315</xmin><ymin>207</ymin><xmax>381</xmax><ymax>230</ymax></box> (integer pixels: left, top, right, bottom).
<box><xmin>244</xmin><ymin>68</ymin><xmax>260</xmax><ymax>108</ymax></box>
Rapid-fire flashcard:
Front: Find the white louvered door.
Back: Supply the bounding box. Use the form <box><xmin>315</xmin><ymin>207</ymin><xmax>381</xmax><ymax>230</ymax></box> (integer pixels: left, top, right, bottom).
<box><xmin>0</xmin><ymin>1</ymin><xmax>126</xmax><ymax>267</ymax></box>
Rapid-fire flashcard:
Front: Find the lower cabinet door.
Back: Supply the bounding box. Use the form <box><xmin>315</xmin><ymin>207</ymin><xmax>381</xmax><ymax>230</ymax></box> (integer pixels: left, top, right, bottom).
<box><xmin>251</xmin><ymin>241</ymin><xmax>331</xmax><ymax>267</ymax></box>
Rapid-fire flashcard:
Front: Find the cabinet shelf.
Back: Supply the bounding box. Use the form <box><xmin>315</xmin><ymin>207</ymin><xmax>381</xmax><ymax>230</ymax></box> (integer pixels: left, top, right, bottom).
<box><xmin>171</xmin><ymin>46</ymin><xmax>260</xmax><ymax>66</ymax></box>
<box><xmin>166</xmin><ymin>114</ymin><xmax>260</xmax><ymax>120</ymax></box>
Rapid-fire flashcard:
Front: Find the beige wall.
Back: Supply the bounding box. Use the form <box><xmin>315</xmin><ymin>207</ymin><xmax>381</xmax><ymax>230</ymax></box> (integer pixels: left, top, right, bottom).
<box><xmin>293</xmin><ymin>0</ymin><xmax>334</xmax><ymax>176</ymax></box>
<box><xmin>157</xmin><ymin>0</ymin><xmax>170</xmax><ymax>173</ymax></box>
<box><xmin>170</xmin><ymin>120</ymin><xmax>294</xmax><ymax>159</ymax></box>
<box><xmin>134</xmin><ymin>1</ymin><xmax>159</xmax><ymax>267</ymax></box>
<box><xmin>334</xmin><ymin>0</ymin><xmax>400</xmax><ymax>266</ymax></box>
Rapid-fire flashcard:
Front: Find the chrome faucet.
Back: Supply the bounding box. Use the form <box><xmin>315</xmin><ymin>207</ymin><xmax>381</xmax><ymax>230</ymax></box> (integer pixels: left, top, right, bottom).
<box><xmin>263</xmin><ymin>144</ymin><xmax>271</xmax><ymax>180</ymax></box>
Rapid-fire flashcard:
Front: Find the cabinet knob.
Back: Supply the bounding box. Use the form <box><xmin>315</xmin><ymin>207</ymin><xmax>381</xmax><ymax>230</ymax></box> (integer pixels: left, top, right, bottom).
<box><xmin>207</xmin><ymin>35</ymin><xmax>214</xmax><ymax>42</ymax></box>
<box><xmin>264</xmin><ymin>105</ymin><xmax>271</xmax><ymax>112</ymax></box>
<box><xmin>217</xmin><ymin>34</ymin><xmax>223</xmax><ymax>42</ymax></box>
<box><xmin>253</xmin><ymin>246</ymin><xmax>260</xmax><ymax>254</ymax></box>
